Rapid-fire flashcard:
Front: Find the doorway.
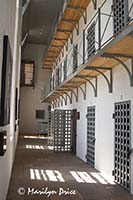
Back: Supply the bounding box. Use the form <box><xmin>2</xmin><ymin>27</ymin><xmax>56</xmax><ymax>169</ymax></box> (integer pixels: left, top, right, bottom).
<box><xmin>71</xmin><ymin>109</ymin><xmax>77</xmax><ymax>154</ymax></box>
<box><xmin>86</xmin><ymin>106</ymin><xmax>96</xmax><ymax>167</ymax></box>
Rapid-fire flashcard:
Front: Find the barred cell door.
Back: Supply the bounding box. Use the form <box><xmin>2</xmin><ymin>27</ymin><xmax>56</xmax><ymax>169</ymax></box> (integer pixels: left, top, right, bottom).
<box><xmin>54</xmin><ymin>109</ymin><xmax>72</xmax><ymax>152</ymax></box>
<box><xmin>87</xmin><ymin>22</ymin><xmax>95</xmax><ymax>59</ymax></box>
<box><xmin>86</xmin><ymin>106</ymin><xmax>96</xmax><ymax>167</ymax></box>
<box><xmin>114</xmin><ymin>101</ymin><xmax>131</xmax><ymax>191</ymax></box>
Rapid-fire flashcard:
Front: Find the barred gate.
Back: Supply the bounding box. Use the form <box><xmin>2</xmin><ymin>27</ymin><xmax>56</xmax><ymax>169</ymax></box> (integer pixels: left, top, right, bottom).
<box><xmin>114</xmin><ymin>101</ymin><xmax>131</xmax><ymax>191</ymax></box>
<box><xmin>54</xmin><ymin>110</ymin><xmax>72</xmax><ymax>152</ymax></box>
<box><xmin>86</xmin><ymin>106</ymin><xmax>96</xmax><ymax>167</ymax></box>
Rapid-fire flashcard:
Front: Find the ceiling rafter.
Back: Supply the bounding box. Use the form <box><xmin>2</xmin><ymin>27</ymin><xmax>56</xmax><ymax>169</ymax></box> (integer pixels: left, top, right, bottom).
<box><xmin>61</xmin><ymin>19</ymin><xmax>79</xmax><ymax>35</ymax></box>
<box><xmin>67</xmin><ymin>5</ymin><xmax>87</xmax><ymax>24</ymax></box>
<box><xmin>57</xmin><ymin>29</ymin><xmax>73</xmax><ymax>44</ymax></box>
<box><xmin>43</xmin><ymin>0</ymin><xmax>92</xmax><ymax>69</ymax></box>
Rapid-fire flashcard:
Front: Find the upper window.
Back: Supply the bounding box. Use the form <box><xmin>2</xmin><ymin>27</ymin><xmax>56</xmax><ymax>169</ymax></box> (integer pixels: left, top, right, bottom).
<box><xmin>21</xmin><ymin>61</ymin><xmax>35</xmax><ymax>87</ymax></box>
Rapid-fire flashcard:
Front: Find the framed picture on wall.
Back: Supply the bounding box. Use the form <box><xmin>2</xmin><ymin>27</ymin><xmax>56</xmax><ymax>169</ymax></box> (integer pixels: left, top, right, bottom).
<box><xmin>36</xmin><ymin>110</ymin><xmax>45</xmax><ymax>120</ymax></box>
<box><xmin>0</xmin><ymin>130</ymin><xmax>7</xmax><ymax>156</ymax></box>
<box><xmin>20</xmin><ymin>60</ymin><xmax>35</xmax><ymax>88</ymax></box>
<box><xmin>0</xmin><ymin>35</ymin><xmax>12</xmax><ymax>126</ymax></box>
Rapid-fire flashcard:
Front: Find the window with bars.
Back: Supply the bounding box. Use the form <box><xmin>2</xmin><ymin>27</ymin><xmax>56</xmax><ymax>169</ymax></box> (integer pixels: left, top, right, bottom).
<box><xmin>113</xmin><ymin>0</ymin><xmax>129</xmax><ymax>35</ymax></box>
<box><xmin>87</xmin><ymin>22</ymin><xmax>95</xmax><ymax>59</ymax></box>
<box><xmin>73</xmin><ymin>44</ymin><xmax>78</xmax><ymax>71</ymax></box>
<box><xmin>21</xmin><ymin>61</ymin><xmax>35</xmax><ymax>87</ymax></box>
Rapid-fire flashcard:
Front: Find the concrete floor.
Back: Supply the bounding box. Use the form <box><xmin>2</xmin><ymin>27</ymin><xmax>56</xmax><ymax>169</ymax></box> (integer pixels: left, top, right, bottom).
<box><xmin>7</xmin><ymin>134</ymin><xmax>133</xmax><ymax>200</ymax></box>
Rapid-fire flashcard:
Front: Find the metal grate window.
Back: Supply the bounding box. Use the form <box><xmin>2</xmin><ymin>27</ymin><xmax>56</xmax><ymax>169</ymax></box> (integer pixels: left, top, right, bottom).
<box><xmin>54</xmin><ymin>110</ymin><xmax>72</xmax><ymax>152</ymax></box>
<box><xmin>87</xmin><ymin>22</ymin><xmax>95</xmax><ymax>59</ymax></box>
<box><xmin>73</xmin><ymin>44</ymin><xmax>78</xmax><ymax>71</ymax></box>
<box><xmin>86</xmin><ymin>106</ymin><xmax>96</xmax><ymax>167</ymax></box>
<box><xmin>113</xmin><ymin>0</ymin><xmax>129</xmax><ymax>35</ymax></box>
<box><xmin>114</xmin><ymin>101</ymin><xmax>131</xmax><ymax>191</ymax></box>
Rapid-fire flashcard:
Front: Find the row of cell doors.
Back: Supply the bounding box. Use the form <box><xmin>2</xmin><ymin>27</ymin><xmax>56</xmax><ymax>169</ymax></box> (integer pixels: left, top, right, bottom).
<box><xmin>51</xmin><ymin>101</ymin><xmax>131</xmax><ymax>192</ymax></box>
<box><xmin>86</xmin><ymin>101</ymin><xmax>131</xmax><ymax>192</ymax></box>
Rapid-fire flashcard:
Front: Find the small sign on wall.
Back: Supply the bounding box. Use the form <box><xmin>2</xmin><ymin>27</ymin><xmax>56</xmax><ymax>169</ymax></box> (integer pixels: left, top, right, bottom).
<box><xmin>72</xmin><ymin>112</ymin><xmax>80</xmax><ymax>120</ymax></box>
<box><xmin>76</xmin><ymin>112</ymin><xmax>80</xmax><ymax>120</ymax></box>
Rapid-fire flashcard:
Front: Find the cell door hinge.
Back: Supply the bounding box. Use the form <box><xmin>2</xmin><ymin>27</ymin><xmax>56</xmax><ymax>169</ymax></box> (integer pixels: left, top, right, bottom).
<box><xmin>112</xmin><ymin>170</ymin><xmax>115</xmax><ymax>176</ymax></box>
<box><xmin>112</xmin><ymin>113</ymin><xmax>115</xmax><ymax>119</ymax></box>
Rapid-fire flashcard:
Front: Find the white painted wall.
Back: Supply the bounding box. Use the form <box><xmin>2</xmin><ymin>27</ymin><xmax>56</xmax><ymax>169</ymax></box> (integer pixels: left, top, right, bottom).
<box><xmin>0</xmin><ymin>0</ymin><xmax>22</xmax><ymax>200</ymax></box>
<box><xmin>20</xmin><ymin>44</ymin><xmax>51</xmax><ymax>134</ymax></box>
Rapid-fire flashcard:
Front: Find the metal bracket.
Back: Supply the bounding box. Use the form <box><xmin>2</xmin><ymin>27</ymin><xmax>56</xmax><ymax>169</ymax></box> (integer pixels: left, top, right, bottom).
<box><xmin>62</xmin><ymin>19</ymin><xmax>79</xmax><ymax>35</ymax></box>
<box><xmin>57</xmin><ymin>97</ymin><xmax>61</xmax><ymax>107</ymax></box>
<box><xmin>60</xmin><ymin>88</ymin><xmax>78</xmax><ymax>102</ymax></box>
<box><xmin>64</xmin><ymin>81</ymin><xmax>86</xmax><ymax>100</ymax></box>
<box><xmin>54</xmin><ymin>38</ymin><xmax>68</xmax><ymax>51</ymax></box>
<box><xmin>51</xmin><ymin>101</ymin><xmax>55</xmax><ymax>109</ymax></box>
<box><xmin>86</xmin><ymin>66</ymin><xmax>113</xmax><ymax>93</ymax></box>
<box><xmin>60</xmin><ymin>95</ymin><xmax>67</xmax><ymax>105</ymax></box>
<box><xmin>67</xmin><ymin>6</ymin><xmax>87</xmax><ymax>24</ymax></box>
<box><xmin>54</xmin><ymin>98</ymin><xmax>58</xmax><ymax>107</ymax></box>
<box><xmin>53</xmin><ymin>99</ymin><xmax>57</xmax><ymax>108</ymax></box>
<box><xmin>57</xmin><ymin>29</ymin><xmax>73</xmax><ymax>44</ymax></box>
<box><xmin>79</xmin><ymin>83</ymin><xmax>87</xmax><ymax>100</ymax></box>
<box><xmin>76</xmin><ymin>75</ymin><xmax>98</xmax><ymax>97</ymax></box>
<box><xmin>92</xmin><ymin>0</ymin><xmax>97</xmax><ymax>9</ymax></box>
<box><xmin>51</xmin><ymin>45</ymin><xmax>64</xmax><ymax>57</ymax></box>
<box><xmin>102</xmin><ymin>53</ymin><xmax>133</xmax><ymax>87</ymax></box>
<box><xmin>64</xmin><ymin>91</ymin><xmax>72</xmax><ymax>104</ymax></box>
<box><xmin>71</xmin><ymin>88</ymin><xmax>78</xmax><ymax>102</ymax></box>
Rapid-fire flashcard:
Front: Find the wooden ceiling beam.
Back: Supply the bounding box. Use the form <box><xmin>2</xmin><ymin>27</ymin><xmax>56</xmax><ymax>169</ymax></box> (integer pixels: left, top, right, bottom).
<box><xmin>54</xmin><ymin>37</ymin><xmax>68</xmax><ymax>41</ymax></box>
<box><xmin>67</xmin><ymin>6</ymin><xmax>87</xmax><ymax>24</ymax></box>
<box><xmin>61</xmin><ymin>19</ymin><xmax>79</xmax><ymax>35</ymax></box>
<box><xmin>51</xmin><ymin>45</ymin><xmax>63</xmax><ymax>48</ymax></box>
<box><xmin>53</xmin><ymin>38</ymin><xmax>68</xmax><ymax>51</ymax></box>
<box><xmin>57</xmin><ymin>29</ymin><xmax>72</xmax><ymax>33</ymax></box>
<box><xmin>57</xmin><ymin>29</ymin><xmax>73</xmax><ymax>44</ymax></box>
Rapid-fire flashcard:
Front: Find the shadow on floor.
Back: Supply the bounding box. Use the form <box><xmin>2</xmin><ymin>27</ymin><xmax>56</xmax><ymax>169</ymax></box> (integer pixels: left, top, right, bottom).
<box><xmin>6</xmin><ymin>133</ymin><xmax>133</xmax><ymax>200</ymax></box>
